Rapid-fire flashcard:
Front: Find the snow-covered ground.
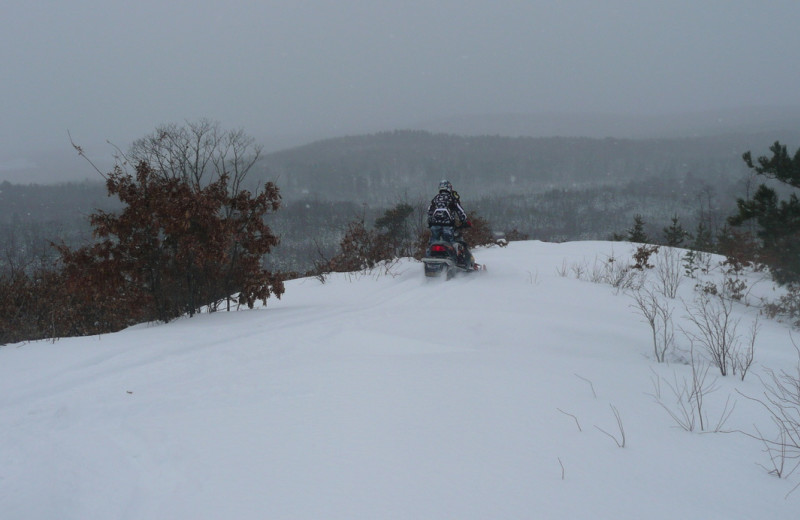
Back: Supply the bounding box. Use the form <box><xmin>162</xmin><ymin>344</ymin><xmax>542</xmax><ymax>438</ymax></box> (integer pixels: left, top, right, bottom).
<box><xmin>1</xmin><ymin>240</ymin><xmax>798</xmax><ymax>519</ymax></box>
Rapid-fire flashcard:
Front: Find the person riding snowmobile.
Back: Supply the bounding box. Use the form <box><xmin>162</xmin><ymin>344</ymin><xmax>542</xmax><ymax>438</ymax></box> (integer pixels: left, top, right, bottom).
<box><xmin>427</xmin><ymin>180</ymin><xmax>472</xmax><ymax>265</ymax></box>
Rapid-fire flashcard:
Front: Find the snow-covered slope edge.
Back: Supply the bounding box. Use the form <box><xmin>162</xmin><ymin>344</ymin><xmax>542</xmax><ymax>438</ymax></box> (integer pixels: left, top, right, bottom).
<box><xmin>0</xmin><ymin>241</ymin><xmax>797</xmax><ymax>519</ymax></box>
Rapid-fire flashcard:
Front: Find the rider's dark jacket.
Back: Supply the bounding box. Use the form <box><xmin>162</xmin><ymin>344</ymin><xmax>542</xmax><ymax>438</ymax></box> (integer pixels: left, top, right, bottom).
<box><xmin>427</xmin><ymin>191</ymin><xmax>468</xmax><ymax>227</ymax></box>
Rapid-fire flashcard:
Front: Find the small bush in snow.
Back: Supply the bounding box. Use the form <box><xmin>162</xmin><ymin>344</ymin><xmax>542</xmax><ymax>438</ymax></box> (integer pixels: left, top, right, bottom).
<box><xmin>683</xmin><ymin>249</ymin><xmax>712</xmax><ymax>279</ymax></box>
<box><xmin>680</xmin><ymin>292</ymin><xmax>757</xmax><ymax>379</ymax></box>
<box><xmin>566</xmin><ymin>250</ymin><xmax>645</xmax><ymax>293</ymax></box>
<box><xmin>631</xmin><ymin>287</ymin><xmax>674</xmax><ymax>363</ymax></box>
<box><xmin>631</xmin><ymin>244</ymin><xmax>659</xmax><ymax>270</ymax></box>
<box><xmin>764</xmin><ymin>284</ymin><xmax>800</xmax><ymax>327</ymax></box>
<box><xmin>738</xmin><ymin>340</ymin><xmax>800</xmax><ymax>488</ymax></box>
<box><xmin>648</xmin><ymin>351</ymin><xmax>735</xmax><ymax>433</ymax></box>
<box><xmin>654</xmin><ymin>247</ymin><xmax>683</xmax><ymax>299</ymax></box>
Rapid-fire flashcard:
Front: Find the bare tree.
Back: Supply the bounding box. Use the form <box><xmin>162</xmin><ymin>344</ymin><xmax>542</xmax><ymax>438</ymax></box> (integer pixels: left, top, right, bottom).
<box><xmin>123</xmin><ymin>121</ymin><xmax>276</xmax><ymax>313</ymax></box>
<box><xmin>126</xmin><ymin>119</ymin><xmax>262</xmax><ymax>194</ymax></box>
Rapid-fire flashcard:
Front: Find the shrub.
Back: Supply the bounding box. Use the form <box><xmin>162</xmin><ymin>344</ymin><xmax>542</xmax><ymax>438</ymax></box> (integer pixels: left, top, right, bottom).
<box><xmin>57</xmin><ymin>161</ymin><xmax>284</xmax><ymax>324</ymax></box>
<box><xmin>462</xmin><ymin>213</ymin><xmax>495</xmax><ymax>248</ymax></box>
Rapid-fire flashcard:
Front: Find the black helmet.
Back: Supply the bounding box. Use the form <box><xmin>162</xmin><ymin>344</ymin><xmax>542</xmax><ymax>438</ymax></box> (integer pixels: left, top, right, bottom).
<box><xmin>438</xmin><ymin>179</ymin><xmax>453</xmax><ymax>193</ymax></box>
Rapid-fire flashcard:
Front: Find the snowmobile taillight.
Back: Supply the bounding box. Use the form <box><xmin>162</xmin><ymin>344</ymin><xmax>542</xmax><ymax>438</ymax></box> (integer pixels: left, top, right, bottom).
<box><xmin>430</xmin><ymin>244</ymin><xmax>448</xmax><ymax>253</ymax></box>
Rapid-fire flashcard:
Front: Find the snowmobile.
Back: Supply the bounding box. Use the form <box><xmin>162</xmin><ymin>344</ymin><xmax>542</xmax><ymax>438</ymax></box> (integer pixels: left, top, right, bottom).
<box><xmin>422</xmin><ymin>225</ymin><xmax>485</xmax><ymax>279</ymax></box>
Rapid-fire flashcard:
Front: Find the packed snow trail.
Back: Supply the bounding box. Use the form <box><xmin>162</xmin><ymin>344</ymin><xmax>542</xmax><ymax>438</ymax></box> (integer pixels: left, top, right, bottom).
<box><xmin>0</xmin><ymin>241</ymin><xmax>797</xmax><ymax>519</ymax></box>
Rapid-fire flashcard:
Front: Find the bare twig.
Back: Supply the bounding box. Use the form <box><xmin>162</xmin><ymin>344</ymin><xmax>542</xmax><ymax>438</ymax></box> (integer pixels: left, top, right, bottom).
<box><xmin>733</xmin><ymin>316</ymin><xmax>759</xmax><ymax>381</ymax></box>
<box><xmin>595</xmin><ymin>404</ymin><xmax>626</xmax><ymax>448</ymax></box>
<box><xmin>654</xmin><ymin>246</ymin><xmax>683</xmax><ymax>299</ymax></box>
<box><xmin>68</xmin><ymin>130</ymin><xmax>108</xmax><ymax>179</ymax></box>
<box><xmin>556</xmin><ymin>259</ymin><xmax>569</xmax><ymax>278</ymax></box>
<box><xmin>557</xmin><ymin>408</ymin><xmax>583</xmax><ymax>432</ymax></box>
<box><xmin>575</xmin><ymin>373</ymin><xmax>597</xmax><ymax>399</ymax></box>
<box><xmin>712</xmin><ymin>394</ymin><xmax>737</xmax><ymax>433</ymax></box>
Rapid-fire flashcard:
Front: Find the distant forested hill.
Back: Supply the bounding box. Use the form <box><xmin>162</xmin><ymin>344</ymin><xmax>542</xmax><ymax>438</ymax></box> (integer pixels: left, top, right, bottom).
<box><xmin>3</xmin><ymin>127</ymin><xmax>798</xmax><ymax>274</ymax></box>
<box><xmin>0</xmin><ymin>181</ymin><xmax>117</xmax><ymax>223</ymax></box>
<box><xmin>255</xmin><ymin>130</ymin><xmax>779</xmax><ymax>203</ymax></box>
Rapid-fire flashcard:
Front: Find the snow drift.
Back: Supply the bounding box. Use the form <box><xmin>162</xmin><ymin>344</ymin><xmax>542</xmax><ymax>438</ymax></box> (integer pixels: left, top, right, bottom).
<box><xmin>0</xmin><ymin>240</ymin><xmax>797</xmax><ymax>519</ymax></box>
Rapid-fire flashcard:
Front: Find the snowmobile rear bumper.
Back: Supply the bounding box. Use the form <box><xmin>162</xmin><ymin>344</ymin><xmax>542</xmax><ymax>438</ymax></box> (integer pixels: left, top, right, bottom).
<box><xmin>422</xmin><ymin>257</ymin><xmax>454</xmax><ymax>277</ymax></box>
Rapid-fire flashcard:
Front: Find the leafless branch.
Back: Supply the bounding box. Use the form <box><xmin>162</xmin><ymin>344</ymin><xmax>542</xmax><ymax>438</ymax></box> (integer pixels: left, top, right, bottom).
<box><xmin>575</xmin><ymin>373</ymin><xmax>597</xmax><ymax>398</ymax></box>
<box><xmin>557</xmin><ymin>408</ymin><xmax>582</xmax><ymax>432</ymax></box>
<box><xmin>68</xmin><ymin>130</ymin><xmax>107</xmax><ymax>180</ymax></box>
<box><xmin>595</xmin><ymin>404</ymin><xmax>626</xmax><ymax>448</ymax></box>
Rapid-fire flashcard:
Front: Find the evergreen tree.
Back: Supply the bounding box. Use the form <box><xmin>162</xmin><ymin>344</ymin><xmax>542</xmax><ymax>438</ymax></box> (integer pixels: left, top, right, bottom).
<box><xmin>689</xmin><ymin>220</ymin><xmax>714</xmax><ymax>252</ymax></box>
<box><xmin>729</xmin><ymin>141</ymin><xmax>800</xmax><ymax>284</ymax></box>
<box><xmin>626</xmin><ymin>214</ymin><xmax>649</xmax><ymax>243</ymax></box>
<box><xmin>662</xmin><ymin>214</ymin><xmax>688</xmax><ymax>247</ymax></box>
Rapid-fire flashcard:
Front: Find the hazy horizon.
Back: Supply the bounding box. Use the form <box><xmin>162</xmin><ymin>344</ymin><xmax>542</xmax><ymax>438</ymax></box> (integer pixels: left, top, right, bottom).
<box><xmin>3</xmin><ymin>1</ymin><xmax>800</xmax><ymax>183</ymax></box>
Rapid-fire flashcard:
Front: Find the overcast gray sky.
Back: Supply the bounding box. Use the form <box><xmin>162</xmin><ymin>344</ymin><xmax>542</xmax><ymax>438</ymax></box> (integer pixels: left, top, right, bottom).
<box><xmin>2</xmin><ymin>0</ymin><xmax>799</xmax><ymax>170</ymax></box>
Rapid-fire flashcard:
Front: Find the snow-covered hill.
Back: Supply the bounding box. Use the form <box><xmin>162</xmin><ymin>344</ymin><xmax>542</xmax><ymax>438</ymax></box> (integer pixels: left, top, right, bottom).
<box><xmin>1</xmin><ymin>241</ymin><xmax>797</xmax><ymax>519</ymax></box>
